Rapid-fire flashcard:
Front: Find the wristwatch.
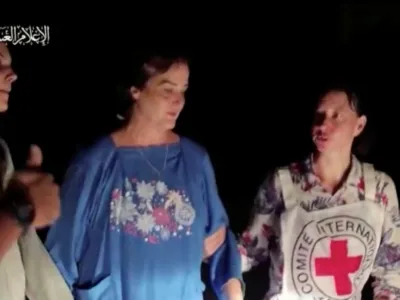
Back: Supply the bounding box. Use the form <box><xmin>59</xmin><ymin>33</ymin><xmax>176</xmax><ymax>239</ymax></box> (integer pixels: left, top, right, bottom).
<box><xmin>0</xmin><ymin>179</ymin><xmax>35</xmax><ymax>233</ymax></box>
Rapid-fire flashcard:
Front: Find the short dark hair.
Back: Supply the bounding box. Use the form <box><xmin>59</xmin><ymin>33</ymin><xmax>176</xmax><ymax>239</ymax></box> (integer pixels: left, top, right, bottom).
<box><xmin>318</xmin><ymin>85</ymin><xmax>363</xmax><ymax>116</ymax></box>
<box><xmin>316</xmin><ymin>84</ymin><xmax>373</xmax><ymax>158</ymax></box>
<box><xmin>115</xmin><ymin>49</ymin><xmax>189</xmax><ymax>124</ymax></box>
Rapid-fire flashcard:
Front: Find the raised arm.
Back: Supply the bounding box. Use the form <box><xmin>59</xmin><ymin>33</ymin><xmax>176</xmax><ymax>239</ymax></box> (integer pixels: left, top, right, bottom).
<box><xmin>371</xmin><ymin>173</ymin><xmax>400</xmax><ymax>300</ymax></box>
<box><xmin>238</xmin><ymin>170</ymin><xmax>282</xmax><ymax>272</ymax></box>
<box><xmin>0</xmin><ymin>144</ymin><xmax>60</xmax><ymax>260</ymax></box>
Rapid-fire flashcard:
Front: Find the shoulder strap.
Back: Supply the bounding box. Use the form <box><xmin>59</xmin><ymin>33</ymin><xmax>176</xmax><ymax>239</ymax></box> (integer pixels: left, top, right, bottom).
<box><xmin>20</xmin><ymin>229</ymin><xmax>74</xmax><ymax>300</ymax></box>
<box><xmin>362</xmin><ymin>162</ymin><xmax>376</xmax><ymax>201</ymax></box>
<box><xmin>0</xmin><ymin>138</ymin><xmax>14</xmax><ymax>189</ymax></box>
<box><xmin>277</xmin><ymin>167</ymin><xmax>297</xmax><ymax>210</ymax></box>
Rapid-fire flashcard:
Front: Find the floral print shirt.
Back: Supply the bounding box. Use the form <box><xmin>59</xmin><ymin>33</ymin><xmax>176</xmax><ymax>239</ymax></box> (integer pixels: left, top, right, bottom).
<box><xmin>239</xmin><ymin>155</ymin><xmax>400</xmax><ymax>299</ymax></box>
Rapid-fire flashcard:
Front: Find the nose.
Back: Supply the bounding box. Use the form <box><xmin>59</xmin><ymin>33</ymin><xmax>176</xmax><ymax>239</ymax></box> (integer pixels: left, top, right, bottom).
<box><xmin>6</xmin><ymin>68</ymin><xmax>17</xmax><ymax>84</ymax></box>
<box><xmin>172</xmin><ymin>92</ymin><xmax>185</xmax><ymax>106</ymax></box>
<box><xmin>319</xmin><ymin>118</ymin><xmax>328</xmax><ymax>128</ymax></box>
<box><xmin>316</xmin><ymin>118</ymin><xmax>335</xmax><ymax>135</ymax></box>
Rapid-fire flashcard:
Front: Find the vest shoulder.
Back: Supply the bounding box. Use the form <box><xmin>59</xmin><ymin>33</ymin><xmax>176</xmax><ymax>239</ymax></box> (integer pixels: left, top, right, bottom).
<box><xmin>274</xmin><ymin>160</ymin><xmax>306</xmax><ymax>175</ymax></box>
<box><xmin>358</xmin><ymin>161</ymin><xmax>394</xmax><ymax>183</ymax></box>
<box><xmin>372</xmin><ymin>168</ymin><xmax>394</xmax><ymax>185</ymax></box>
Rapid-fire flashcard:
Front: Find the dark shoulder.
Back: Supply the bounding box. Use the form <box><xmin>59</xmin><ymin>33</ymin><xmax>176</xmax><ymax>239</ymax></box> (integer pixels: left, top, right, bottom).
<box><xmin>178</xmin><ymin>136</ymin><xmax>216</xmax><ymax>181</ymax></box>
<box><xmin>179</xmin><ymin>136</ymin><xmax>206</xmax><ymax>152</ymax></box>
<box><xmin>179</xmin><ymin>135</ymin><xmax>208</xmax><ymax>160</ymax></box>
<box><xmin>68</xmin><ymin>136</ymin><xmax>115</xmax><ymax>170</ymax></box>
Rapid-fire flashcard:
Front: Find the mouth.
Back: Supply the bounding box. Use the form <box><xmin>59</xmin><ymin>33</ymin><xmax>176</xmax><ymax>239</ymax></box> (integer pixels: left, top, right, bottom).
<box><xmin>314</xmin><ymin>135</ymin><xmax>328</xmax><ymax>143</ymax></box>
<box><xmin>167</xmin><ymin>112</ymin><xmax>178</xmax><ymax>118</ymax></box>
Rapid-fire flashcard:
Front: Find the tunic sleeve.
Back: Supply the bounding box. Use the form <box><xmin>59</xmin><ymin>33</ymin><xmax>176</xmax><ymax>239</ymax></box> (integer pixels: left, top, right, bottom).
<box><xmin>238</xmin><ymin>170</ymin><xmax>282</xmax><ymax>272</ymax></box>
<box><xmin>45</xmin><ymin>158</ymin><xmax>99</xmax><ymax>291</ymax></box>
<box><xmin>371</xmin><ymin>173</ymin><xmax>400</xmax><ymax>299</ymax></box>
<box><xmin>201</xmin><ymin>153</ymin><xmax>243</xmax><ymax>299</ymax></box>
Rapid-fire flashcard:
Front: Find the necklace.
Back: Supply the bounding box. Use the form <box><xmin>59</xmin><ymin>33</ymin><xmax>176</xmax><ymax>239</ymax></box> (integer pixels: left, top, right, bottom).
<box><xmin>138</xmin><ymin>144</ymin><xmax>169</xmax><ymax>177</ymax></box>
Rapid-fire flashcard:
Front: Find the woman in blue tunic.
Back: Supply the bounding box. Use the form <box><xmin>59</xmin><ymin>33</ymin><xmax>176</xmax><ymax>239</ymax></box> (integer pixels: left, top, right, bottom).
<box><xmin>45</xmin><ymin>50</ymin><xmax>243</xmax><ymax>300</ymax></box>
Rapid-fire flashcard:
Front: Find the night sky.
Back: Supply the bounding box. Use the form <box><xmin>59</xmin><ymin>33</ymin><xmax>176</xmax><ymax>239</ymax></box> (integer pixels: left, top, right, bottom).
<box><xmin>2</xmin><ymin>5</ymin><xmax>400</xmax><ymax>299</ymax></box>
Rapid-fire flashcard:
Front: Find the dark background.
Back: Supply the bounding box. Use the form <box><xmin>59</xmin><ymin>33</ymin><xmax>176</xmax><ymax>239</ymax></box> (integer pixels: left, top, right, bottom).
<box><xmin>2</xmin><ymin>4</ymin><xmax>400</xmax><ymax>299</ymax></box>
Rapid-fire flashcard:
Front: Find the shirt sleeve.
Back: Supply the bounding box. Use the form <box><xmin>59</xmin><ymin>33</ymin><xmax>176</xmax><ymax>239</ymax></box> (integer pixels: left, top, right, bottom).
<box><xmin>371</xmin><ymin>172</ymin><xmax>400</xmax><ymax>299</ymax></box>
<box><xmin>238</xmin><ymin>170</ymin><xmax>282</xmax><ymax>272</ymax></box>
<box><xmin>44</xmin><ymin>159</ymin><xmax>98</xmax><ymax>290</ymax></box>
<box><xmin>201</xmin><ymin>152</ymin><xmax>243</xmax><ymax>299</ymax></box>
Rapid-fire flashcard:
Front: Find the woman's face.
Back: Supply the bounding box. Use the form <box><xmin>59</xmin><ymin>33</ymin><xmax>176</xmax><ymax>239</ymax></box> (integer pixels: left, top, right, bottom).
<box><xmin>0</xmin><ymin>43</ymin><xmax>17</xmax><ymax>113</ymax></box>
<box><xmin>311</xmin><ymin>91</ymin><xmax>367</xmax><ymax>154</ymax></box>
<box><xmin>130</xmin><ymin>62</ymin><xmax>189</xmax><ymax>131</ymax></box>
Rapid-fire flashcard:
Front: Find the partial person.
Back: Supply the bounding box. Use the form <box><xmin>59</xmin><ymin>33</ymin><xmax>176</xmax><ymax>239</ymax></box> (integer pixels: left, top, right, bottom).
<box><xmin>239</xmin><ymin>86</ymin><xmax>400</xmax><ymax>299</ymax></box>
<box><xmin>0</xmin><ymin>42</ymin><xmax>72</xmax><ymax>300</ymax></box>
<box><xmin>45</xmin><ymin>49</ymin><xmax>244</xmax><ymax>300</ymax></box>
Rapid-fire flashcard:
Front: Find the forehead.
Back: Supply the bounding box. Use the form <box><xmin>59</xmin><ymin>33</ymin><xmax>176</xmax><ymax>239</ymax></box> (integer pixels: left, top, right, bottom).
<box><xmin>317</xmin><ymin>91</ymin><xmax>351</xmax><ymax>111</ymax></box>
<box><xmin>0</xmin><ymin>43</ymin><xmax>11</xmax><ymax>62</ymax></box>
<box><xmin>151</xmin><ymin>62</ymin><xmax>189</xmax><ymax>85</ymax></box>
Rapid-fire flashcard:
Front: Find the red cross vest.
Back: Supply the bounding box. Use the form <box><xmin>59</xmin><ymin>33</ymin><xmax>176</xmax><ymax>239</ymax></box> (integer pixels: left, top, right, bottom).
<box><xmin>277</xmin><ymin>163</ymin><xmax>385</xmax><ymax>300</ymax></box>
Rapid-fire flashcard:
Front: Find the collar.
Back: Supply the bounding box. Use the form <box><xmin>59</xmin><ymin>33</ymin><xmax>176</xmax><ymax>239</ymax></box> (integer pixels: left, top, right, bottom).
<box><xmin>297</xmin><ymin>154</ymin><xmax>362</xmax><ymax>190</ymax></box>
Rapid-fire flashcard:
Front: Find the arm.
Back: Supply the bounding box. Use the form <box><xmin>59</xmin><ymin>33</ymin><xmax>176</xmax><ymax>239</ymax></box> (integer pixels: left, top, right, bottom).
<box><xmin>0</xmin><ymin>213</ymin><xmax>22</xmax><ymax>259</ymax></box>
<box><xmin>371</xmin><ymin>173</ymin><xmax>400</xmax><ymax>300</ymax></box>
<box><xmin>203</xmin><ymin>225</ymin><xmax>226</xmax><ymax>259</ymax></box>
<box><xmin>0</xmin><ymin>176</ymin><xmax>38</xmax><ymax>260</ymax></box>
<box><xmin>44</xmin><ymin>161</ymin><xmax>95</xmax><ymax>291</ymax></box>
<box><xmin>201</xmin><ymin>153</ymin><xmax>244</xmax><ymax>300</ymax></box>
<box><xmin>0</xmin><ymin>143</ymin><xmax>60</xmax><ymax>260</ymax></box>
<box><xmin>238</xmin><ymin>170</ymin><xmax>281</xmax><ymax>273</ymax></box>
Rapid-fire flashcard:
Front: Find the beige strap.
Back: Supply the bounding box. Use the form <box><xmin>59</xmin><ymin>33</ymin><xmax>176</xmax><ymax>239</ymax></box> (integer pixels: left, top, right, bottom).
<box><xmin>0</xmin><ymin>138</ymin><xmax>15</xmax><ymax>186</ymax></box>
<box><xmin>363</xmin><ymin>163</ymin><xmax>376</xmax><ymax>201</ymax></box>
<box><xmin>278</xmin><ymin>167</ymin><xmax>297</xmax><ymax>210</ymax></box>
<box><xmin>20</xmin><ymin>229</ymin><xmax>74</xmax><ymax>300</ymax></box>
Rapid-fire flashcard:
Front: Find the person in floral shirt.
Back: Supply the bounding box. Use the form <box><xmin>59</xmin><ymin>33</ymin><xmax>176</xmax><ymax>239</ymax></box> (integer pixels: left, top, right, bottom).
<box><xmin>239</xmin><ymin>86</ymin><xmax>400</xmax><ymax>300</ymax></box>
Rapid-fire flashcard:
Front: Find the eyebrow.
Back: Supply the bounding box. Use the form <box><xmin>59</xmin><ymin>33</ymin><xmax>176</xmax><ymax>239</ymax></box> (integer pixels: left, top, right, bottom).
<box><xmin>158</xmin><ymin>79</ymin><xmax>176</xmax><ymax>86</ymax></box>
<box><xmin>158</xmin><ymin>79</ymin><xmax>188</xmax><ymax>88</ymax></box>
<box><xmin>337</xmin><ymin>103</ymin><xmax>348</xmax><ymax>111</ymax></box>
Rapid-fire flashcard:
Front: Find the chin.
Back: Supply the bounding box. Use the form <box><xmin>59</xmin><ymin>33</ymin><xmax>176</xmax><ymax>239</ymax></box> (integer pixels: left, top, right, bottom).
<box><xmin>313</xmin><ymin>141</ymin><xmax>330</xmax><ymax>154</ymax></box>
<box><xmin>0</xmin><ymin>99</ymin><xmax>9</xmax><ymax>113</ymax></box>
<box><xmin>163</xmin><ymin>119</ymin><xmax>177</xmax><ymax>130</ymax></box>
<box><xmin>165</xmin><ymin>124</ymin><xmax>176</xmax><ymax>131</ymax></box>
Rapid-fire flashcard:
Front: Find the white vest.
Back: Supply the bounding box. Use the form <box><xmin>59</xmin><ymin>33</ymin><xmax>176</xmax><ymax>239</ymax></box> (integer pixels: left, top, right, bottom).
<box><xmin>275</xmin><ymin>163</ymin><xmax>385</xmax><ymax>300</ymax></box>
<box><xmin>0</xmin><ymin>139</ymin><xmax>73</xmax><ymax>300</ymax></box>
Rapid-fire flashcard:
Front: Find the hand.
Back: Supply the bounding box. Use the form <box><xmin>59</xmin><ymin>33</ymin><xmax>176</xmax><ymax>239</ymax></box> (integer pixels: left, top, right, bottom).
<box><xmin>14</xmin><ymin>145</ymin><xmax>60</xmax><ymax>228</ymax></box>
<box><xmin>203</xmin><ymin>226</ymin><xmax>226</xmax><ymax>259</ymax></box>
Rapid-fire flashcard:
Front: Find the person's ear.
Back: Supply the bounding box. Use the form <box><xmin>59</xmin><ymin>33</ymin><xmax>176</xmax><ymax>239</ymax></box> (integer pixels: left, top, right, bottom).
<box><xmin>129</xmin><ymin>86</ymin><xmax>140</xmax><ymax>102</ymax></box>
<box><xmin>354</xmin><ymin>115</ymin><xmax>367</xmax><ymax>137</ymax></box>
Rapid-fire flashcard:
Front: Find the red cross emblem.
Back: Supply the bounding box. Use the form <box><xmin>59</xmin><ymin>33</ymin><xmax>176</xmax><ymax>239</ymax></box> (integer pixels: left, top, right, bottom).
<box><xmin>314</xmin><ymin>239</ymin><xmax>363</xmax><ymax>296</ymax></box>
